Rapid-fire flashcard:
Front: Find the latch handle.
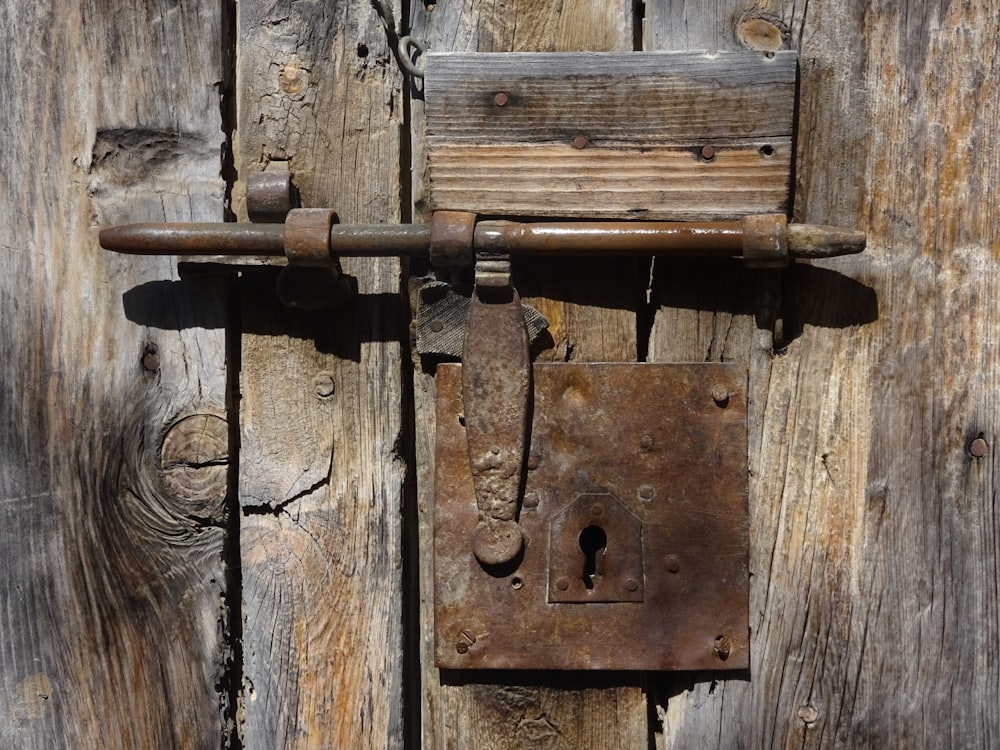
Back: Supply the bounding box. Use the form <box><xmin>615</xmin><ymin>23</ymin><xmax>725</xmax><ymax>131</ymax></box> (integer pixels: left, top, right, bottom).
<box><xmin>462</xmin><ymin>253</ymin><xmax>531</xmax><ymax>568</ymax></box>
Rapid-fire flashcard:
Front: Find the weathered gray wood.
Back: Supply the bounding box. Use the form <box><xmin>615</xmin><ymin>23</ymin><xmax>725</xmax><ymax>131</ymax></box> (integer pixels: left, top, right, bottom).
<box><xmin>234</xmin><ymin>1</ymin><xmax>406</xmax><ymax>747</ymax></box>
<box><xmin>651</xmin><ymin>1</ymin><xmax>1000</xmax><ymax>748</ymax></box>
<box><xmin>646</xmin><ymin>0</ymin><xmax>768</xmax><ymax>51</ymax></box>
<box><xmin>411</xmin><ymin>0</ymin><xmax>648</xmax><ymax>747</ymax></box>
<box><xmin>424</xmin><ymin>51</ymin><xmax>794</xmax><ymax>219</ymax></box>
<box><xmin>0</xmin><ymin>0</ymin><xmax>230</xmax><ymax>747</ymax></box>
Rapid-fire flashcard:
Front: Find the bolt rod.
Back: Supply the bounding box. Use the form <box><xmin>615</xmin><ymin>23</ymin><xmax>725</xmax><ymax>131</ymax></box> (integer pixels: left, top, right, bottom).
<box><xmin>99</xmin><ymin>220</ymin><xmax>865</xmax><ymax>259</ymax></box>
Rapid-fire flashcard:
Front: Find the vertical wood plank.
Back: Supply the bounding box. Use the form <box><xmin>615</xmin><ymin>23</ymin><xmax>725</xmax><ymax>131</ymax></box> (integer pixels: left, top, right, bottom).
<box><xmin>650</xmin><ymin>1</ymin><xmax>1000</xmax><ymax>748</ymax></box>
<box><xmin>234</xmin><ymin>1</ymin><xmax>406</xmax><ymax>747</ymax></box>
<box><xmin>0</xmin><ymin>0</ymin><xmax>229</xmax><ymax>746</ymax></box>
<box><xmin>410</xmin><ymin>1</ymin><xmax>649</xmax><ymax>747</ymax></box>
<box><xmin>647</xmin><ymin>0</ymin><xmax>755</xmax><ymax>50</ymax></box>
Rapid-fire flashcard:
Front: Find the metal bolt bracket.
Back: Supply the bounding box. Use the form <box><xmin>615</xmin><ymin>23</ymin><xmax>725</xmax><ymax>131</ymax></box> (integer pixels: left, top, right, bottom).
<box><xmin>429</xmin><ymin>210</ymin><xmax>476</xmax><ymax>268</ymax></box>
<box><xmin>246</xmin><ymin>166</ymin><xmax>299</xmax><ymax>223</ymax></box>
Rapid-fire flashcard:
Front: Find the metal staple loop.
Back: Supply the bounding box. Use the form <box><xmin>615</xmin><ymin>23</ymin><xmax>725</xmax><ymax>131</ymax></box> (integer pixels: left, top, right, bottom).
<box><xmin>368</xmin><ymin>0</ymin><xmax>428</xmax><ymax>78</ymax></box>
<box><xmin>397</xmin><ymin>35</ymin><xmax>427</xmax><ymax>78</ymax></box>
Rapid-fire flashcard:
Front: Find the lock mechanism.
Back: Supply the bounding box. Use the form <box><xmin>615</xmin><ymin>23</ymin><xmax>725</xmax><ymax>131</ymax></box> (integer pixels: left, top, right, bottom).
<box><xmin>434</xmin><ymin>361</ymin><xmax>749</xmax><ymax>671</ymax></box>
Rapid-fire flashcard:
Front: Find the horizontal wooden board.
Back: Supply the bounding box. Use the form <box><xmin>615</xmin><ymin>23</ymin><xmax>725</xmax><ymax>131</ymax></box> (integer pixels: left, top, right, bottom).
<box><xmin>428</xmin><ymin>142</ymin><xmax>790</xmax><ymax>219</ymax></box>
<box><xmin>425</xmin><ymin>50</ymin><xmax>795</xmax><ymax>219</ymax></box>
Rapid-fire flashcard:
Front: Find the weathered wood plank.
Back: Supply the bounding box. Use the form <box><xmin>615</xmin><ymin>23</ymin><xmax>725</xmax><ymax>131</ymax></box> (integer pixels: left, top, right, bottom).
<box><xmin>426</xmin><ymin>51</ymin><xmax>794</xmax><ymax>142</ymax></box>
<box><xmin>646</xmin><ymin>0</ymin><xmax>767</xmax><ymax>51</ymax></box>
<box><xmin>427</xmin><ymin>143</ymin><xmax>789</xmax><ymax>219</ymax></box>
<box><xmin>424</xmin><ymin>51</ymin><xmax>794</xmax><ymax>218</ymax></box>
<box><xmin>652</xmin><ymin>1</ymin><xmax>1000</xmax><ymax>748</ymax></box>
<box><xmin>234</xmin><ymin>0</ymin><xmax>406</xmax><ymax>747</ymax></box>
<box><xmin>0</xmin><ymin>0</ymin><xmax>230</xmax><ymax>747</ymax></box>
<box><xmin>410</xmin><ymin>0</ymin><xmax>649</xmax><ymax>747</ymax></box>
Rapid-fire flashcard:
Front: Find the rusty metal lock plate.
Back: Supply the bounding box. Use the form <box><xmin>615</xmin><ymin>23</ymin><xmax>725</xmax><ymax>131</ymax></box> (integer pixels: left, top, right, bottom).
<box><xmin>433</xmin><ymin>362</ymin><xmax>749</xmax><ymax>671</ymax></box>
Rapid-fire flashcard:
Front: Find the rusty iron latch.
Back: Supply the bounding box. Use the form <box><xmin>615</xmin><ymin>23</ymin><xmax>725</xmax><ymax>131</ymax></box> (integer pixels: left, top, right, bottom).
<box><xmin>100</xmin><ymin>195</ymin><xmax>864</xmax><ymax>672</ymax></box>
<box><xmin>100</xmin><ymin>48</ymin><xmax>869</xmax><ymax>673</ymax></box>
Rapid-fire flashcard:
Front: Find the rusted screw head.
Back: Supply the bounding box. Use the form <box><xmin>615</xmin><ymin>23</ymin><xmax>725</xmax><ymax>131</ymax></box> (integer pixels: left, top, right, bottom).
<box><xmin>430</xmin><ymin>319</ymin><xmax>444</xmax><ymax>332</ymax></box>
<box><xmin>625</xmin><ymin>579</ymin><xmax>639</xmax><ymax>592</ymax></box>
<box><xmin>527</xmin><ymin>453</ymin><xmax>541</xmax><ymax>470</ymax></box>
<box><xmin>571</xmin><ymin>134</ymin><xmax>589</xmax><ymax>149</ymax></box>
<box><xmin>313</xmin><ymin>372</ymin><xmax>335</xmax><ymax>398</ymax></box>
<box><xmin>700</xmin><ymin>144</ymin><xmax>716</xmax><ymax>161</ymax></box>
<box><xmin>522</xmin><ymin>492</ymin><xmax>540</xmax><ymax>508</ymax></box>
<box><xmin>638</xmin><ymin>484</ymin><xmax>656</xmax><ymax>502</ymax></box>
<box><xmin>714</xmin><ymin>635</ymin><xmax>733</xmax><ymax>661</ymax></box>
<box><xmin>712</xmin><ymin>384</ymin><xmax>730</xmax><ymax>406</ymax></box>
<box><xmin>591</xmin><ymin>503</ymin><xmax>604</xmax><ymax>517</ymax></box>
<box><xmin>666</xmin><ymin>555</ymin><xmax>680</xmax><ymax>573</ymax></box>
<box><xmin>970</xmin><ymin>437</ymin><xmax>989</xmax><ymax>458</ymax></box>
<box><xmin>555</xmin><ymin>577</ymin><xmax>570</xmax><ymax>591</ymax></box>
<box><xmin>639</xmin><ymin>434</ymin><xmax>655</xmax><ymax>451</ymax></box>
<box><xmin>493</xmin><ymin>92</ymin><xmax>509</xmax><ymax>106</ymax></box>
<box><xmin>456</xmin><ymin>629</ymin><xmax>477</xmax><ymax>653</ymax></box>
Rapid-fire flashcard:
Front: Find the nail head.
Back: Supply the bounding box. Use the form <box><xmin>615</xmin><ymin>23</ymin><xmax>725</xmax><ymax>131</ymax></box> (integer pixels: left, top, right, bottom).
<box><xmin>714</xmin><ymin>635</ymin><xmax>732</xmax><ymax>660</ymax></box>
<box><xmin>313</xmin><ymin>372</ymin><xmax>335</xmax><ymax>398</ymax></box>
<box><xmin>970</xmin><ymin>437</ymin><xmax>988</xmax><ymax>458</ymax></box>
<box><xmin>712</xmin><ymin>384</ymin><xmax>730</xmax><ymax>406</ymax></box>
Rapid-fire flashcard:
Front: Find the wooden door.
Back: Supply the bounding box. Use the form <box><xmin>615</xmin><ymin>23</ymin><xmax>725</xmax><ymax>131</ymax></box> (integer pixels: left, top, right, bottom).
<box><xmin>4</xmin><ymin>1</ymin><xmax>1000</xmax><ymax>748</ymax></box>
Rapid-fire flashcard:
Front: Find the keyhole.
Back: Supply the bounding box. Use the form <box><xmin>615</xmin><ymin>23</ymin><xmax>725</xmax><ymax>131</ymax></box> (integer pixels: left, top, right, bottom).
<box><xmin>579</xmin><ymin>525</ymin><xmax>607</xmax><ymax>589</ymax></box>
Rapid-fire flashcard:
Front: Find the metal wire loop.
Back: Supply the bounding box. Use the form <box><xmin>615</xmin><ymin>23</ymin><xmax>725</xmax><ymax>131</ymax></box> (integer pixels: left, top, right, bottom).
<box><xmin>398</xmin><ymin>35</ymin><xmax>427</xmax><ymax>78</ymax></box>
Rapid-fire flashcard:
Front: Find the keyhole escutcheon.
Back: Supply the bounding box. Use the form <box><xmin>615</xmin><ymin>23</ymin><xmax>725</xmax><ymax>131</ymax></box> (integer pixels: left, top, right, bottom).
<box><xmin>579</xmin><ymin>525</ymin><xmax>607</xmax><ymax>589</ymax></box>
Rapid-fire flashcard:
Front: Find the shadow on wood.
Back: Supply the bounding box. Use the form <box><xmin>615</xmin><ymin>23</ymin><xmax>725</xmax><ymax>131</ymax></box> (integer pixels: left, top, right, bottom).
<box><xmin>653</xmin><ymin>260</ymin><xmax>878</xmax><ymax>341</ymax></box>
<box><xmin>123</xmin><ymin>273</ymin><xmax>407</xmax><ymax>359</ymax></box>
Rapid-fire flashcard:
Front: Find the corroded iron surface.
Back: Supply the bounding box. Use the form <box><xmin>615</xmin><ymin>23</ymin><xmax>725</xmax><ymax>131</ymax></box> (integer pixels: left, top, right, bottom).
<box><xmin>99</xmin><ymin>218</ymin><xmax>864</xmax><ymax>262</ymax></box>
<box><xmin>434</xmin><ymin>362</ymin><xmax>749</xmax><ymax>671</ymax></box>
<box><xmin>462</xmin><ymin>289</ymin><xmax>530</xmax><ymax>567</ymax></box>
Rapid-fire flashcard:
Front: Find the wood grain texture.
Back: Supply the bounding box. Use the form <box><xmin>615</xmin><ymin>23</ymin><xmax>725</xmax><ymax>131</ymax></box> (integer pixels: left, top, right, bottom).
<box><xmin>234</xmin><ymin>1</ymin><xmax>406</xmax><ymax>747</ymax></box>
<box><xmin>646</xmin><ymin>0</ymin><xmax>774</xmax><ymax>51</ymax></box>
<box><xmin>410</xmin><ymin>0</ymin><xmax>648</xmax><ymax>747</ymax></box>
<box><xmin>0</xmin><ymin>0</ymin><xmax>230</xmax><ymax>747</ymax></box>
<box><xmin>427</xmin><ymin>143</ymin><xmax>790</xmax><ymax>220</ymax></box>
<box><xmin>424</xmin><ymin>51</ymin><xmax>794</xmax><ymax>219</ymax></box>
<box><xmin>651</xmin><ymin>1</ymin><xmax>1000</xmax><ymax>748</ymax></box>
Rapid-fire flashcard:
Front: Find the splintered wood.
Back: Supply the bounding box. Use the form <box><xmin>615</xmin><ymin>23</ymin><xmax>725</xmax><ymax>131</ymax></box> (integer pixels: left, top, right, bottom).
<box><xmin>424</xmin><ymin>51</ymin><xmax>796</xmax><ymax>220</ymax></box>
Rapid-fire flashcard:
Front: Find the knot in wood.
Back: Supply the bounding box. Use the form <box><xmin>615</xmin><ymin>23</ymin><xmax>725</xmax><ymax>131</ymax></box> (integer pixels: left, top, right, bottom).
<box><xmin>160</xmin><ymin>413</ymin><xmax>229</xmax><ymax>518</ymax></box>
